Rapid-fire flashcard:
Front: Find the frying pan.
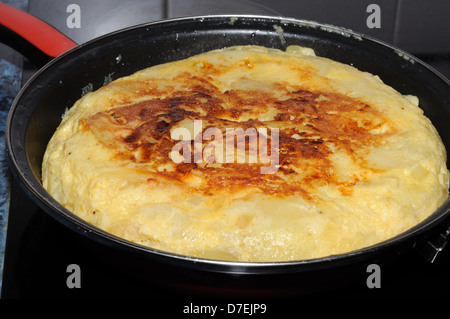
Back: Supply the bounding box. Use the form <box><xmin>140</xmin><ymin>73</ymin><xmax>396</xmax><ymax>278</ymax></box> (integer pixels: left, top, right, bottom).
<box><xmin>2</xmin><ymin>3</ymin><xmax>450</xmax><ymax>296</ymax></box>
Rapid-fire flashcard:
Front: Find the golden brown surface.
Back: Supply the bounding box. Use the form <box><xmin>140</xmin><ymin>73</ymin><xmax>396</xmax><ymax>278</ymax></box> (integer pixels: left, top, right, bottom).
<box><xmin>42</xmin><ymin>45</ymin><xmax>449</xmax><ymax>262</ymax></box>
<box><xmin>83</xmin><ymin>79</ymin><xmax>392</xmax><ymax>200</ymax></box>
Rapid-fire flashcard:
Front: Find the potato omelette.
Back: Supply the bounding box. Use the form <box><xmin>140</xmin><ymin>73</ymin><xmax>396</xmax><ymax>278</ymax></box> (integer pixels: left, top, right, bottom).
<box><xmin>42</xmin><ymin>45</ymin><xmax>449</xmax><ymax>262</ymax></box>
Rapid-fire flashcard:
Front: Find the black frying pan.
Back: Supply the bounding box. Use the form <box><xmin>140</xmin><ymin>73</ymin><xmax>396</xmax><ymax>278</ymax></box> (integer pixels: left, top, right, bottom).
<box><xmin>2</xmin><ymin>3</ymin><xmax>450</xmax><ymax>296</ymax></box>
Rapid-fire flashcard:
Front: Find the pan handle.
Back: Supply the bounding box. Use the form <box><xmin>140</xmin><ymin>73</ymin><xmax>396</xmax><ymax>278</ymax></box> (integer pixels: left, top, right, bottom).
<box><xmin>413</xmin><ymin>205</ymin><xmax>450</xmax><ymax>264</ymax></box>
<box><xmin>0</xmin><ymin>3</ymin><xmax>77</xmax><ymax>65</ymax></box>
<box><xmin>414</xmin><ymin>225</ymin><xmax>450</xmax><ymax>264</ymax></box>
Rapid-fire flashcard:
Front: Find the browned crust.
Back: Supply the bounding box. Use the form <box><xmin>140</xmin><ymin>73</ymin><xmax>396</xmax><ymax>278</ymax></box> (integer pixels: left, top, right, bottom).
<box><xmin>83</xmin><ymin>72</ymin><xmax>396</xmax><ymax>199</ymax></box>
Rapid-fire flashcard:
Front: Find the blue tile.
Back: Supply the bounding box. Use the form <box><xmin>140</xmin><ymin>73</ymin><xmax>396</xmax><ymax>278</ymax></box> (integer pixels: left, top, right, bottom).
<box><xmin>0</xmin><ymin>58</ymin><xmax>22</xmax><ymax>295</ymax></box>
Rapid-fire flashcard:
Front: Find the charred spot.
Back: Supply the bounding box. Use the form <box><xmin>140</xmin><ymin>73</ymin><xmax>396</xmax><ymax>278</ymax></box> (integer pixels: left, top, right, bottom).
<box><xmin>190</xmin><ymin>75</ymin><xmax>220</xmax><ymax>92</ymax></box>
<box><xmin>192</xmin><ymin>90</ymin><xmax>214</xmax><ymax>98</ymax></box>
<box><xmin>290</xmin><ymin>89</ymin><xmax>318</xmax><ymax>97</ymax></box>
<box><xmin>123</xmin><ymin>133</ymin><xmax>139</xmax><ymax>143</ymax></box>
<box><xmin>176</xmin><ymin>163</ymin><xmax>197</xmax><ymax>174</ymax></box>
<box><xmin>279</xmin><ymin>167</ymin><xmax>295</xmax><ymax>175</ymax></box>
<box><xmin>157</xmin><ymin>109</ymin><xmax>186</xmax><ymax>123</ymax></box>
<box><xmin>156</xmin><ymin>120</ymin><xmax>170</xmax><ymax>133</ymax></box>
<box><xmin>274</xmin><ymin>113</ymin><xmax>291</xmax><ymax>121</ymax></box>
<box><xmin>359</xmin><ymin>104</ymin><xmax>372</xmax><ymax>111</ymax></box>
<box><xmin>198</xmin><ymin>97</ymin><xmax>224</xmax><ymax>115</ymax></box>
<box><xmin>138</xmin><ymin>108</ymin><xmax>151</xmax><ymax>119</ymax></box>
<box><xmin>241</xmin><ymin>118</ymin><xmax>263</xmax><ymax>128</ymax></box>
<box><xmin>300</xmin><ymin>146</ymin><xmax>320</xmax><ymax>158</ymax></box>
<box><xmin>166</xmin><ymin>96</ymin><xmax>187</xmax><ymax>108</ymax></box>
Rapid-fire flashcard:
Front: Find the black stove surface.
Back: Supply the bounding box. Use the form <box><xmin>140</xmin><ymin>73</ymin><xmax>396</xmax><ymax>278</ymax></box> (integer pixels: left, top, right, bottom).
<box><xmin>2</xmin><ymin>0</ymin><xmax>450</xmax><ymax>305</ymax></box>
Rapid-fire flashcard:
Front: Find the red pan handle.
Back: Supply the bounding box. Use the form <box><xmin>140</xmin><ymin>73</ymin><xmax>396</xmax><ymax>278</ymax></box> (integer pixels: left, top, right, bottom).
<box><xmin>0</xmin><ymin>3</ymin><xmax>77</xmax><ymax>58</ymax></box>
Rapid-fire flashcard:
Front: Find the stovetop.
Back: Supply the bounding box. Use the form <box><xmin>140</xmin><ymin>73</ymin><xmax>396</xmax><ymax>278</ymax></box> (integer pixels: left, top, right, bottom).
<box><xmin>1</xmin><ymin>0</ymin><xmax>450</xmax><ymax>303</ymax></box>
